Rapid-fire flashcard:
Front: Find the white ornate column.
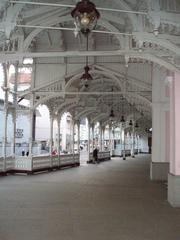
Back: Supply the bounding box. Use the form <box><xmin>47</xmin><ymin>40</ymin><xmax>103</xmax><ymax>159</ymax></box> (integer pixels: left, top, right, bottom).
<box><xmin>87</xmin><ymin>119</ymin><xmax>90</xmax><ymax>161</ymax></box>
<box><xmin>49</xmin><ymin>114</ymin><xmax>54</xmax><ymax>167</ymax></box>
<box><xmin>131</xmin><ymin>124</ymin><xmax>135</xmax><ymax>158</ymax></box>
<box><xmin>151</xmin><ymin>67</ymin><xmax>170</xmax><ymax>181</ymax></box>
<box><xmin>29</xmin><ymin>107</ymin><xmax>34</xmax><ymax>157</ymax></box>
<box><xmin>29</xmin><ymin>62</ymin><xmax>36</xmax><ymax>164</ymax></box>
<box><xmin>102</xmin><ymin>126</ymin><xmax>105</xmax><ymax>151</ymax></box>
<box><xmin>123</xmin><ymin>131</ymin><xmax>126</xmax><ymax>160</ymax></box>
<box><xmin>12</xmin><ymin>62</ymin><xmax>18</xmax><ymax>156</ymax></box>
<box><xmin>168</xmin><ymin>72</ymin><xmax>180</xmax><ymax>207</ymax></box>
<box><xmin>77</xmin><ymin>120</ymin><xmax>80</xmax><ymax>154</ymax></box>
<box><xmin>108</xmin><ymin>125</ymin><xmax>111</xmax><ymax>152</ymax></box>
<box><xmin>72</xmin><ymin>119</ymin><xmax>75</xmax><ymax>156</ymax></box>
<box><xmin>57</xmin><ymin>116</ymin><xmax>61</xmax><ymax>167</ymax></box>
<box><xmin>99</xmin><ymin>123</ymin><xmax>102</xmax><ymax>151</ymax></box>
<box><xmin>137</xmin><ymin>135</ymin><xmax>139</xmax><ymax>154</ymax></box>
<box><xmin>2</xmin><ymin>63</ymin><xmax>9</xmax><ymax>172</ymax></box>
<box><xmin>112</xmin><ymin>127</ymin><xmax>115</xmax><ymax>151</ymax></box>
<box><xmin>91</xmin><ymin>123</ymin><xmax>94</xmax><ymax>151</ymax></box>
<box><xmin>109</xmin><ymin>124</ymin><xmax>113</xmax><ymax>156</ymax></box>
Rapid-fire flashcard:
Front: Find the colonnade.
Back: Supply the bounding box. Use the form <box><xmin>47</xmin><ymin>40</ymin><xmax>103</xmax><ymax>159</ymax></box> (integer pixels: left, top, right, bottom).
<box><xmin>2</xmin><ymin>63</ymin><xmax>180</xmax><ymax>206</ymax></box>
<box><xmin>0</xmin><ymin>63</ymin><xmax>140</xmax><ymax>162</ymax></box>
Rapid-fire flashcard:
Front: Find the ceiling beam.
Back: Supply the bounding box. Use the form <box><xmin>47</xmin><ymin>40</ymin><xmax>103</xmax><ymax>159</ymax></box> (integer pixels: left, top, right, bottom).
<box><xmin>30</xmin><ymin>91</ymin><xmax>152</xmax><ymax>95</ymax></box>
<box><xmin>1</xmin><ymin>50</ymin><xmax>179</xmax><ymax>72</ymax></box>
<box><xmin>10</xmin><ymin>1</ymin><xmax>147</xmax><ymax>15</ymax></box>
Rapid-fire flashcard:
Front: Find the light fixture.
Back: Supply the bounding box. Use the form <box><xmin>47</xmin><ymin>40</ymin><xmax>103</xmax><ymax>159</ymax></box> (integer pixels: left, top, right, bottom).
<box><xmin>135</xmin><ymin>122</ymin><xmax>139</xmax><ymax>128</ymax></box>
<box><xmin>109</xmin><ymin>87</ymin><xmax>115</xmax><ymax>121</ymax></box>
<box><xmin>71</xmin><ymin>0</ymin><xmax>100</xmax><ymax>35</ymax></box>
<box><xmin>129</xmin><ymin>119</ymin><xmax>133</xmax><ymax>126</ymax></box>
<box><xmin>128</xmin><ymin>103</ymin><xmax>133</xmax><ymax>126</ymax></box>
<box><xmin>120</xmin><ymin>96</ymin><xmax>125</xmax><ymax>123</ymax></box>
<box><xmin>80</xmin><ymin>65</ymin><xmax>93</xmax><ymax>86</ymax></box>
<box><xmin>120</xmin><ymin>115</ymin><xmax>125</xmax><ymax>123</ymax></box>
<box><xmin>109</xmin><ymin>109</ymin><xmax>115</xmax><ymax>119</ymax></box>
<box><xmin>80</xmin><ymin>34</ymin><xmax>93</xmax><ymax>88</ymax></box>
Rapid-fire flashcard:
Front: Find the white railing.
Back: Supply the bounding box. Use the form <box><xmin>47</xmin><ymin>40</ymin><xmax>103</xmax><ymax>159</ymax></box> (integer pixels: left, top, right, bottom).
<box><xmin>0</xmin><ymin>157</ymin><xmax>3</xmax><ymax>172</ymax></box>
<box><xmin>113</xmin><ymin>148</ymin><xmax>140</xmax><ymax>156</ymax></box>
<box><xmin>0</xmin><ymin>153</ymin><xmax>80</xmax><ymax>174</ymax></box>
<box><xmin>60</xmin><ymin>154</ymin><xmax>78</xmax><ymax>166</ymax></box>
<box><xmin>122</xmin><ymin>149</ymin><xmax>131</xmax><ymax>156</ymax></box>
<box><xmin>52</xmin><ymin>155</ymin><xmax>59</xmax><ymax>167</ymax></box>
<box><xmin>32</xmin><ymin>154</ymin><xmax>80</xmax><ymax>169</ymax></box>
<box><xmin>0</xmin><ymin>156</ymin><xmax>15</xmax><ymax>172</ymax></box>
<box><xmin>15</xmin><ymin>156</ymin><xmax>32</xmax><ymax>171</ymax></box>
<box><xmin>32</xmin><ymin>155</ymin><xmax>51</xmax><ymax>170</ymax></box>
<box><xmin>6</xmin><ymin>156</ymin><xmax>15</xmax><ymax>170</ymax></box>
<box><xmin>89</xmin><ymin>151</ymin><xmax>110</xmax><ymax>162</ymax></box>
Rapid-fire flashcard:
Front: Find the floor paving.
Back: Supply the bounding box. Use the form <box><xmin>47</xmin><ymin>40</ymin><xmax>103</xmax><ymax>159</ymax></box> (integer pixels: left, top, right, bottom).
<box><xmin>0</xmin><ymin>154</ymin><xmax>180</xmax><ymax>240</ymax></box>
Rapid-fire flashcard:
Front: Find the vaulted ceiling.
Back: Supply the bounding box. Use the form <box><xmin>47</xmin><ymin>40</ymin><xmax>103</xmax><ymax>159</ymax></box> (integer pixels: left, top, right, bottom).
<box><xmin>0</xmin><ymin>0</ymin><xmax>180</xmax><ymax>130</ymax></box>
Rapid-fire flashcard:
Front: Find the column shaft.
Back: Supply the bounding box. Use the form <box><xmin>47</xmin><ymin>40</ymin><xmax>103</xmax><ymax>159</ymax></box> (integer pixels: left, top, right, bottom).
<box><xmin>131</xmin><ymin>126</ymin><xmax>135</xmax><ymax>158</ymax></box>
<box><xmin>87</xmin><ymin>122</ymin><xmax>90</xmax><ymax>161</ymax></box>
<box><xmin>123</xmin><ymin>132</ymin><xmax>126</xmax><ymax>160</ymax></box>
<box><xmin>2</xmin><ymin>64</ymin><xmax>8</xmax><ymax>172</ymax></box>
<box><xmin>92</xmin><ymin>124</ymin><xmax>94</xmax><ymax>151</ymax></box>
<box><xmin>12</xmin><ymin>62</ymin><xmax>18</xmax><ymax>155</ymax></box>
<box><xmin>49</xmin><ymin>116</ymin><xmax>53</xmax><ymax>167</ymax></box>
<box><xmin>57</xmin><ymin>119</ymin><xmax>61</xmax><ymax>166</ymax></box>
<box><xmin>72</xmin><ymin>120</ymin><xmax>75</xmax><ymax>155</ymax></box>
<box><xmin>168</xmin><ymin>73</ymin><xmax>180</xmax><ymax>207</ymax></box>
<box><xmin>77</xmin><ymin>122</ymin><xmax>80</xmax><ymax>154</ymax></box>
<box><xmin>99</xmin><ymin>125</ymin><xmax>102</xmax><ymax>151</ymax></box>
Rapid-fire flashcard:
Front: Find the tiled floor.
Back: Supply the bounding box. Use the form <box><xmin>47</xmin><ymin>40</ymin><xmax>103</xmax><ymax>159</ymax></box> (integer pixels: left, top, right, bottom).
<box><xmin>0</xmin><ymin>155</ymin><xmax>180</xmax><ymax>240</ymax></box>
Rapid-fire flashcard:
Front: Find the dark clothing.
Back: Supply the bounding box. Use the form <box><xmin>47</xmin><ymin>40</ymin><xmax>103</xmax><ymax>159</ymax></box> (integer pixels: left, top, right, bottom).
<box><xmin>93</xmin><ymin>148</ymin><xmax>98</xmax><ymax>163</ymax></box>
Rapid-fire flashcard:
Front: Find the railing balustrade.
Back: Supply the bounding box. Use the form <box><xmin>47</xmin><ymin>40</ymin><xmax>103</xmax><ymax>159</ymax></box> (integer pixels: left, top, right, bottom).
<box><xmin>88</xmin><ymin>151</ymin><xmax>111</xmax><ymax>163</ymax></box>
<box><xmin>0</xmin><ymin>153</ymin><xmax>80</xmax><ymax>175</ymax></box>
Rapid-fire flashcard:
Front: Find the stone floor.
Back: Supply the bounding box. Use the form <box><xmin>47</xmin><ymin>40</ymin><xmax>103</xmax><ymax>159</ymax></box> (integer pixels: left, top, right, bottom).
<box><xmin>0</xmin><ymin>154</ymin><xmax>180</xmax><ymax>240</ymax></box>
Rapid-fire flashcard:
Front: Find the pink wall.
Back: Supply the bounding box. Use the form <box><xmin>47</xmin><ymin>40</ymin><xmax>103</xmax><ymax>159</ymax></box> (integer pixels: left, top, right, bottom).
<box><xmin>166</xmin><ymin>85</ymin><xmax>170</xmax><ymax>98</ymax></box>
<box><xmin>170</xmin><ymin>73</ymin><xmax>180</xmax><ymax>175</ymax></box>
<box><xmin>165</xmin><ymin>111</ymin><xmax>170</xmax><ymax>162</ymax></box>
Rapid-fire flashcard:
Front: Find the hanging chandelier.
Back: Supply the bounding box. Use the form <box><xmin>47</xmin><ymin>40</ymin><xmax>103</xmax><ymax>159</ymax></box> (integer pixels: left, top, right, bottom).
<box><xmin>109</xmin><ymin>87</ymin><xmax>115</xmax><ymax>121</ymax></box>
<box><xmin>135</xmin><ymin>122</ymin><xmax>139</xmax><ymax>128</ymax></box>
<box><xmin>109</xmin><ymin>109</ymin><xmax>115</xmax><ymax>119</ymax></box>
<box><xmin>80</xmin><ymin>65</ymin><xmax>92</xmax><ymax>88</ymax></box>
<box><xmin>120</xmin><ymin>115</ymin><xmax>125</xmax><ymax>123</ymax></box>
<box><xmin>80</xmin><ymin>32</ymin><xmax>93</xmax><ymax>88</ymax></box>
<box><xmin>129</xmin><ymin>119</ymin><xmax>133</xmax><ymax>126</ymax></box>
<box><xmin>120</xmin><ymin>96</ymin><xmax>125</xmax><ymax>123</ymax></box>
<box><xmin>71</xmin><ymin>0</ymin><xmax>100</xmax><ymax>35</ymax></box>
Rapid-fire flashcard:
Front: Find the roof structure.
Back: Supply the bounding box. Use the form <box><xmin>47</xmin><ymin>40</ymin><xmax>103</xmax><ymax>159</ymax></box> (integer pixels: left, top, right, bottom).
<box><xmin>0</xmin><ymin>0</ymin><xmax>180</xmax><ymax>130</ymax></box>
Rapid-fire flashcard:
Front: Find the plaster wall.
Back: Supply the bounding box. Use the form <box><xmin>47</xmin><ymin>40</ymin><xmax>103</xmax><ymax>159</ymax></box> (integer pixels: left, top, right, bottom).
<box><xmin>152</xmin><ymin>67</ymin><xmax>170</xmax><ymax>163</ymax></box>
<box><xmin>170</xmin><ymin>73</ymin><xmax>180</xmax><ymax>175</ymax></box>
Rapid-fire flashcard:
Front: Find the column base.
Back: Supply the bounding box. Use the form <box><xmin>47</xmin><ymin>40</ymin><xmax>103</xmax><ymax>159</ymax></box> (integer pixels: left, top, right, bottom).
<box><xmin>150</xmin><ymin>162</ymin><xmax>169</xmax><ymax>181</ymax></box>
<box><xmin>168</xmin><ymin>173</ymin><xmax>180</xmax><ymax>207</ymax></box>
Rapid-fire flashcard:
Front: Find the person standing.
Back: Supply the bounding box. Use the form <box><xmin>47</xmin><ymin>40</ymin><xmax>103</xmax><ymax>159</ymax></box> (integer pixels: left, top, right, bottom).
<box><xmin>93</xmin><ymin>147</ymin><xmax>98</xmax><ymax>164</ymax></box>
